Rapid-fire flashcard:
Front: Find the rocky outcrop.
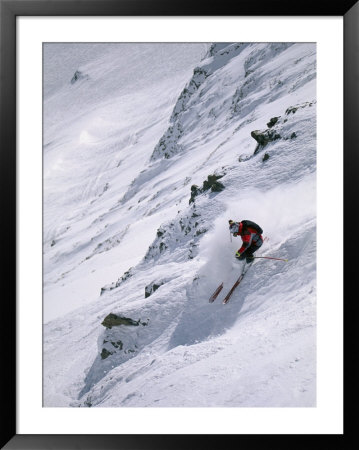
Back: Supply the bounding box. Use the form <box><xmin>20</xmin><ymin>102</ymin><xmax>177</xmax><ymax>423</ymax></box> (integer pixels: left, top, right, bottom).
<box><xmin>285</xmin><ymin>101</ymin><xmax>314</xmax><ymax>115</ymax></box>
<box><xmin>267</xmin><ymin>117</ymin><xmax>280</xmax><ymax>128</ymax></box>
<box><xmin>251</xmin><ymin>129</ymin><xmax>282</xmax><ymax>153</ymax></box>
<box><xmin>145</xmin><ymin>280</ymin><xmax>166</xmax><ymax>298</ymax></box>
<box><xmin>170</xmin><ymin>67</ymin><xmax>210</xmax><ymax>123</ymax></box>
<box><xmin>230</xmin><ymin>43</ymin><xmax>294</xmax><ymax>120</ymax></box>
<box><xmin>151</xmin><ymin>43</ymin><xmax>250</xmax><ymax>161</ymax></box>
<box><xmin>189</xmin><ymin>174</ymin><xmax>225</xmax><ymax>204</ymax></box>
<box><xmin>151</xmin><ymin>122</ymin><xmax>184</xmax><ymax>160</ymax></box>
<box><xmin>99</xmin><ymin>314</ymin><xmax>149</xmax><ymax>360</ymax></box>
<box><xmin>144</xmin><ymin>206</ymin><xmax>207</xmax><ymax>262</ymax></box>
<box><xmin>100</xmin><ymin>268</ymin><xmax>133</xmax><ymax>295</ymax></box>
<box><xmin>251</xmin><ymin>101</ymin><xmax>315</xmax><ymax>155</ymax></box>
<box><xmin>101</xmin><ymin>313</ymin><xmax>145</xmax><ymax>329</ymax></box>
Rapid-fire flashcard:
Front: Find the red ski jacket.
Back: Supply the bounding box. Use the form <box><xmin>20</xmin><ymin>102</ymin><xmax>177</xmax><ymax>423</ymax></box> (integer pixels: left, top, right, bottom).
<box><xmin>237</xmin><ymin>223</ymin><xmax>263</xmax><ymax>254</ymax></box>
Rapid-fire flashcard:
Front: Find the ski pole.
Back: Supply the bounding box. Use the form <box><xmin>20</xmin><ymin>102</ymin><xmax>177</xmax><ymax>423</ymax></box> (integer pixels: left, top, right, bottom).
<box><xmin>251</xmin><ymin>256</ymin><xmax>288</xmax><ymax>262</ymax></box>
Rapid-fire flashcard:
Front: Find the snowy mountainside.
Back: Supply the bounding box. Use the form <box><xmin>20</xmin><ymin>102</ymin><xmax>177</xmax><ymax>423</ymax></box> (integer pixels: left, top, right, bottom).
<box><xmin>43</xmin><ymin>42</ymin><xmax>316</xmax><ymax>407</ymax></box>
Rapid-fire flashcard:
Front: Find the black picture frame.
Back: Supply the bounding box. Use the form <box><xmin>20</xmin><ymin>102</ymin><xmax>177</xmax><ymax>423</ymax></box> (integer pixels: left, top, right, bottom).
<box><xmin>1</xmin><ymin>0</ymin><xmax>357</xmax><ymax>448</ymax></box>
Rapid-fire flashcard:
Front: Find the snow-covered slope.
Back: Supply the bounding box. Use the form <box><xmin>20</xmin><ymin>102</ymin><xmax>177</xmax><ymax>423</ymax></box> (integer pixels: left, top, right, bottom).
<box><xmin>43</xmin><ymin>42</ymin><xmax>316</xmax><ymax>407</ymax></box>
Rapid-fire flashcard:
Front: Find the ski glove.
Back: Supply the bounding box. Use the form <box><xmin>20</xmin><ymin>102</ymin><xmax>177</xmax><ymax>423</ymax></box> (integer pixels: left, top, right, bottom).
<box><xmin>235</xmin><ymin>251</ymin><xmax>241</xmax><ymax>258</ymax></box>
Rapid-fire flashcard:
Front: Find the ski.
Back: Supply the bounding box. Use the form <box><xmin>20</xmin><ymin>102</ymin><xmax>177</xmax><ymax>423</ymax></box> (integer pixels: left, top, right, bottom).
<box><xmin>222</xmin><ymin>263</ymin><xmax>252</xmax><ymax>305</ymax></box>
<box><xmin>208</xmin><ymin>282</ymin><xmax>224</xmax><ymax>303</ymax></box>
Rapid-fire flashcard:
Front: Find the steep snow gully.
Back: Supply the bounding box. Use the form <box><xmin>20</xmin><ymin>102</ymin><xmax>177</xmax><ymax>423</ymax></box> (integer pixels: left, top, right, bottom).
<box><xmin>43</xmin><ymin>43</ymin><xmax>316</xmax><ymax>407</ymax></box>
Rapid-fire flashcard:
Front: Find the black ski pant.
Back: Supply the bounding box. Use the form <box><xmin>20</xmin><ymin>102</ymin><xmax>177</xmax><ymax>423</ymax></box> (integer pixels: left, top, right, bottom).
<box><xmin>238</xmin><ymin>238</ymin><xmax>263</xmax><ymax>260</ymax></box>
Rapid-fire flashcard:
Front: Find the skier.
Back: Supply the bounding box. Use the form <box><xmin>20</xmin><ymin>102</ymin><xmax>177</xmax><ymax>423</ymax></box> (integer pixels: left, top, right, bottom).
<box><xmin>229</xmin><ymin>219</ymin><xmax>263</xmax><ymax>263</ymax></box>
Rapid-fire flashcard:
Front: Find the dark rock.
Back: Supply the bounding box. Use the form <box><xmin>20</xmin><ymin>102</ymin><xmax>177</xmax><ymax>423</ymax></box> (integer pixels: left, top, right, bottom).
<box><xmin>251</xmin><ymin>129</ymin><xmax>281</xmax><ymax>146</ymax></box>
<box><xmin>285</xmin><ymin>101</ymin><xmax>314</xmax><ymax>116</ymax></box>
<box><xmin>189</xmin><ymin>184</ymin><xmax>201</xmax><ymax>204</ymax></box>
<box><xmin>267</xmin><ymin>117</ymin><xmax>280</xmax><ymax>128</ymax></box>
<box><xmin>111</xmin><ymin>340</ymin><xmax>123</xmax><ymax>350</ymax></box>
<box><xmin>202</xmin><ymin>174</ymin><xmax>225</xmax><ymax>192</ymax></box>
<box><xmin>100</xmin><ymin>267</ymin><xmax>134</xmax><ymax>296</ymax></box>
<box><xmin>251</xmin><ymin>129</ymin><xmax>281</xmax><ymax>154</ymax></box>
<box><xmin>101</xmin><ymin>313</ymin><xmax>140</xmax><ymax>329</ymax></box>
<box><xmin>285</xmin><ymin>106</ymin><xmax>298</xmax><ymax>115</ymax></box>
<box><xmin>262</xmin><ymin>153</ymin><xmax>270</xmax><ymax>162</ymax></box>
<box><xmin>189</xmin><ymin>174</ymin><xmax>225</xmax><ymax>204</ymax></box>
<box><xmin>101</xmin><ymin>348</ymin><xmax>112</xmax><ymax>360</ymax></box>
<box><xmin>195</xmin><ymin>228</ymin><xmax>208</xmax><ymax>236</ymax></box>
<box><xmin>157</xmin><ymin>229</ymin><xmax>164</xmax><ymax>238</ymax></box>
<box><xmin>209</xmin><ymin>180</ymin><xmax>225</xmax><ymax>192</ymax></box>
<box><xmin>70</xmin><ymin>70</ymin><xmax>88</xmax><ymax>84</ymax></box>
<box><xmin>145</xmin><ymin>281</ymin><xmax>165</xmax><ymax>298</ymax></box>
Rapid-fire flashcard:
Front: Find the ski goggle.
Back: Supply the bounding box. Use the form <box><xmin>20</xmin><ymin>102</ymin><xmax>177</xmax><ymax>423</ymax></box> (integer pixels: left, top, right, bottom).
<box><xmin>229</xmin><ymin>222</ymin><xmax>239</xmax><ymax>233</ymax></box>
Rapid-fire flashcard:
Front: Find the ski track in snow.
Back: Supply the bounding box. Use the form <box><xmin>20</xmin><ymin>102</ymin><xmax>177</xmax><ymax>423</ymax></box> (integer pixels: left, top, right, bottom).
<box><xmin>43</xmin><ymin>42</ymin><xmax>317</xmax><ymax>408</ymax></box>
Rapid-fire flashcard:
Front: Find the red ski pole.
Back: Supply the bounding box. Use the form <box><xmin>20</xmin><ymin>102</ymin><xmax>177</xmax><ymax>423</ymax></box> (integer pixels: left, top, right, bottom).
<box><xmin>251</xmin><ymin>256</ymin><xmax>288</xmax><ymax>262</ymax></box>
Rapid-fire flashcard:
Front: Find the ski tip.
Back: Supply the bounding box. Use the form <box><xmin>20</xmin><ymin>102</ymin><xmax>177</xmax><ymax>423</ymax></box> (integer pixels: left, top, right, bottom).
<box><xmin>208</xmin><ymin>282</ymin><xmax>224</xmax><ymax>303</ymax></box>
